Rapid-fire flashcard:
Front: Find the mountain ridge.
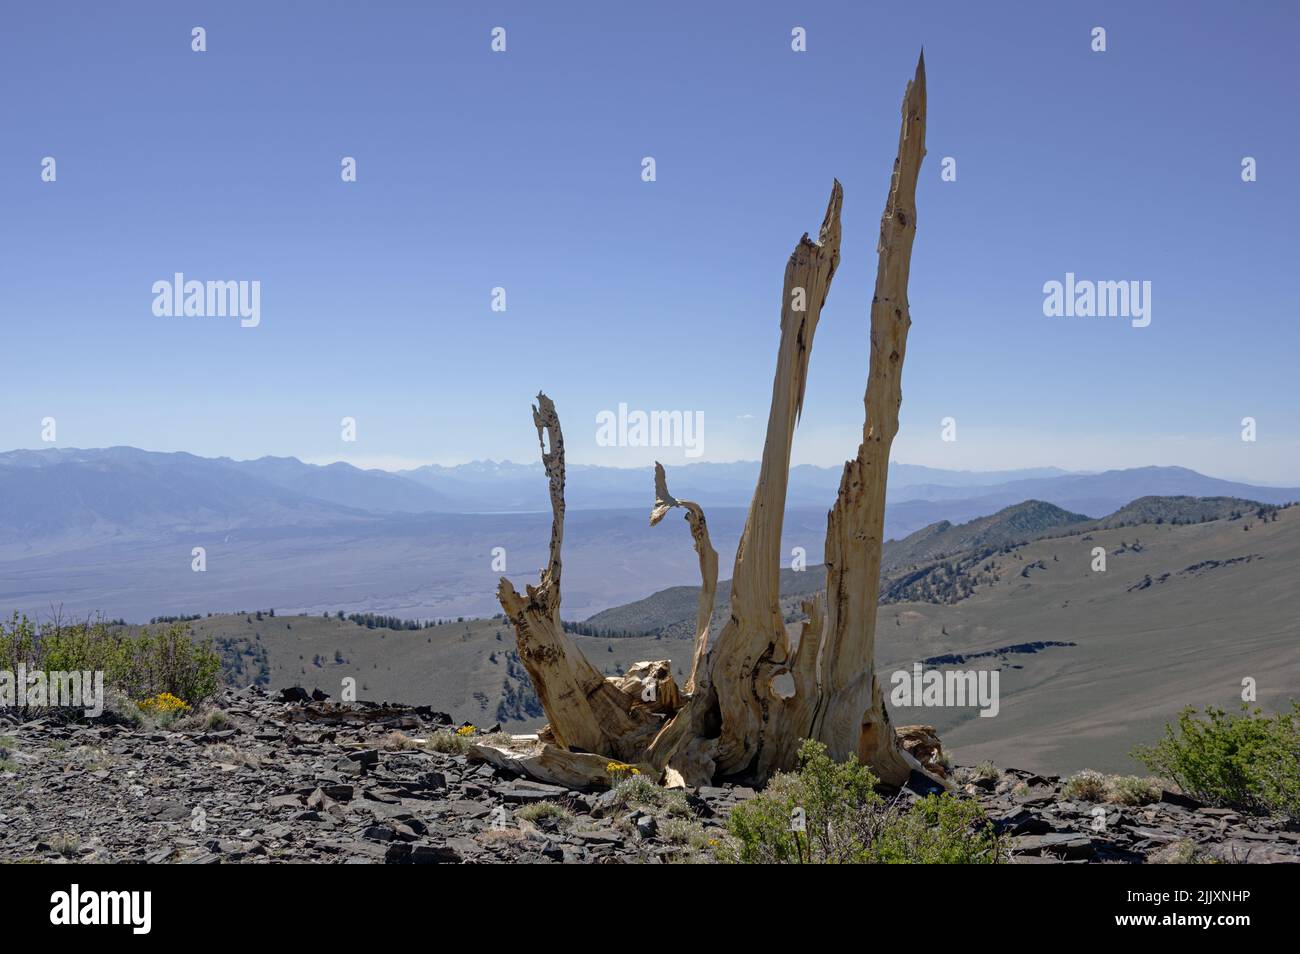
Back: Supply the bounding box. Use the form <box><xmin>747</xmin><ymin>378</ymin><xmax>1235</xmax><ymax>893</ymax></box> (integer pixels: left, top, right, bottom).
<box><xmin>582</xmin><ymin>494</ymin><xmax>1285</xmax><ymax>637</ymax></box>
<box><xmin>3</xmin><ymin>446</ymin><xmax>1295</xmax><ymax>521</ymax></box>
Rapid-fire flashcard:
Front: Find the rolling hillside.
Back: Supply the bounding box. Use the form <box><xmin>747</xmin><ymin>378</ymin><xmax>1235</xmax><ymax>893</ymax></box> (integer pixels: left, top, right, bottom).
<box><xmin>582</xmin><ymin>495</ymin><xmax>1279</xmax><ymax>637</ymax></box>
<box><xmin>135</xmin><ymin>498</ymin><xmax>1300</xmax><ymax>777</ymax></box>
<box><xmin>123</xmin><ymin>612</ymin><xmax>693</xmax><ymax>733</ymax></box>
<box><xmin>868</xmin><ymin>502</ymin><xmax>1299</xmax><ymax>776</ymax></box>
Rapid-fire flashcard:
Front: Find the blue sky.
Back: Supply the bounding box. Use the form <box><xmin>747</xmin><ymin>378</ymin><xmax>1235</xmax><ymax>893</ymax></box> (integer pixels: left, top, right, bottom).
<box><xmin>1</xmin><ymin>1</ymin><xmax>1296</xmax><ymax>482</ymax></box>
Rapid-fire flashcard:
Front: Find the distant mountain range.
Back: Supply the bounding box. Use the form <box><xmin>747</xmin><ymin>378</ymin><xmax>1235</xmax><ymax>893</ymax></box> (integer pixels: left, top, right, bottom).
<box><xmin>1</xmin><ymin>447</ymin><xmax>1295</xmax><ymax>536</ymax></box>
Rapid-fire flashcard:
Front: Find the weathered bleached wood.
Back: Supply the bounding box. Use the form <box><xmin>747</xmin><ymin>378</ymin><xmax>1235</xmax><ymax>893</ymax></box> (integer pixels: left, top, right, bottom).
<box><xmin>812</xmin><ymin>53</ymin><xmax>927</xmax><ymax>784</ymax></box>
<box><xmin>649</xmin><ymin>462</ymin><xmax>718</xmax><ymax>695</ymax></box>
<box><xmin>760</xmin><ymin>594</ymin><xmax>825</xmax><ymax>773</ymax></box>
<box><xmin>611</xmin><ymin>659</ymin><xmax>681</xmax><ymax>715</ymax></box>
<box><xmin>708</xmin><ymin>180</ymin><xmax>843</xmax><ymax>779</ymax></box>
<box><xmin>469</xmin><ymin>736</ymin><xmax>654</xmax><ymax>789</ymax></box>
<box><xmin>497</xmin><ymin>393</ymin><xmax>658</xmax><ymax>759</ymax></box>
<box><xmin>492</xmin><ymin>56</ymin><xmax>940</xmax><ymax>792</ymax></box>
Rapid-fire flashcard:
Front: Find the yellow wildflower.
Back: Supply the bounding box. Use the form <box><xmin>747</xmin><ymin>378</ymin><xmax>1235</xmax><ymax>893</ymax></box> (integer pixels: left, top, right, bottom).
<box><xmin>138</xmin><ymin>692</ymin><xmax>190</xmax><ymax>714</ymax></box>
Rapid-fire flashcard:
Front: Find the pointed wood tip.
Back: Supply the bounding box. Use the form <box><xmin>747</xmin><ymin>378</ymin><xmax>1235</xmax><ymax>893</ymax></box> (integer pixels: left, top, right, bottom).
<box><xmin>651</xmin><ymin>461</ymin><xmax>675</xmax><ymax>525</ymax></box>
<box><xmin>904</xmin><ymin>50</ymin><xmax>927</xmax><ymax>121</ymax></box>
<box><xmin>533</xmin><ymin>391</ymin><xmax>558</xmax><ymax>419</ymax></box>
<box><xmin>819</xmin><ymin>179</ymin><xmax>844</xmax><ymax>245</ymax></box>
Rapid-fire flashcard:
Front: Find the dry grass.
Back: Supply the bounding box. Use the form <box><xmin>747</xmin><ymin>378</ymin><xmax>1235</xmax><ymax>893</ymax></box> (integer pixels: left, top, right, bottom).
<box><xmin>422</xmin><ymin>728</ymin><xmax>515</xmax><ymax>754</ymax></box>
<box><xmin>1150</xmin><ymin>839</ymin><xmax>1219</xmax><ymax>864</ymax></box>
<box><xmin>606</xmin><ymin>776</ymin><xmax>694</xmax><ymax>818</ymax></box>
<box><xmin>478</xmin><ymin>827</ymin><xmax>528</xmax><ymax>846</ymax></box>
<box><xmin>1107</xmin><ymin>774</ymin><xmax>1162</xmax><ymax>806</ymax></box>
<box><xmin>205</xmin><ymin>743</ymin><xmax>262</xmax><ymax>769</ymax></box>
<box><xmin>173</xmin><ymin>707</ymin><xmax>232</xmax><ymax>732</ymax></box>
<box><xmin>1062</xmin><ymin>769</ymin><xmax>1109</xmax><ymax>801</ymax></box>
<box><xmin>380</xmin><ymin>730</ymin><xmax>419</xmax><ymax>751</ymax></box>
<box><xmin>517</xmin><ymin>801</ymin><xmax>573</xmax><ymax>825</ymax></box>
<box><xmin>659</xmin><ymin>817</ymin><xmax>715</xmax><ymax>851</ymax></box>
<box><xmin>423</xmin><ymin>729</ymin><xmax>472</xmax><ymax>754</ymax></box>
<box><xmin>51</xmin><ymin>832</ymin><xmax>80</xmax><ymax>858</ymax></box>
<box><xmin>67</xmin><ymin>744</ymin><xmax>117</xmax><ymax>772</ymax></box>
<box><xmin>1063</xmin><ymin>769</ymin><xmax>1161</xmax><ymax>805</ymax></box>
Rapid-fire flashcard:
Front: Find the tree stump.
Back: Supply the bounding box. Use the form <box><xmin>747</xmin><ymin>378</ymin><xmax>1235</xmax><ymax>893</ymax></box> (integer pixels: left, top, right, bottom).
<box><xmin>489</xmin><ymin>54</ymin><xmax>936</xmax><ymax>790</ymax></box>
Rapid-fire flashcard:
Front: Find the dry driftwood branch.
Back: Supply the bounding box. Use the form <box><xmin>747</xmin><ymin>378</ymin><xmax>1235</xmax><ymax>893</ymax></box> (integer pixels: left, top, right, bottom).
<box><xmin>468</xmin><ymin>735</ymin><xmax>654</xmax><ymax>789</ymax></box>
<box><xmin>495</xmin><ymin>55</ymin><xmax>935</xmax><ymax>790</ymax></box>
<box><xmin>649</xmin><ymin>461</ymin><xmax>718</xmax><ymax>695</ymax></box>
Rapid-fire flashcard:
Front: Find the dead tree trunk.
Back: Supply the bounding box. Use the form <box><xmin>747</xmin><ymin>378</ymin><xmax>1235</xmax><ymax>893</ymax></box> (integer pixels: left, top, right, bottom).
<box><xmin>705</xmin><ymin>178</ymin><xmax>842</xmax><ymax>780</ymax></box>
<box><xmin>495</xmin><ymin>395</ymin><xmax>661</xmax><ymax>762</ymax></box>
<box><xmin>485</xmin><ymin>55</ymin><xmax>933</xmax><ymax>791</ymax></box>
<box><xmin>812</xmin><ymin>52</ymin><xmax>927</xmax><ymax>784</ymax></box>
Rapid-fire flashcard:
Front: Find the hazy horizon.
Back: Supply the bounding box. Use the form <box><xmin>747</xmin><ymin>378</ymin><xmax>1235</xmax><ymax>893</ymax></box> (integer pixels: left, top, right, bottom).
<box><xmin>5</xmin><ymin>442</ymin><xmax>1300</xmax><ymax>490</ymax></box>
<box><xmin>3</xmin><ymin>1</ymin><xmax>1298</xmax><ymax>484</ymax></box>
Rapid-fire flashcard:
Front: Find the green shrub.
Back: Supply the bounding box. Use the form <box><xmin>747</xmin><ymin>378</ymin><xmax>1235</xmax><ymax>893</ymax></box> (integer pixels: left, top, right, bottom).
<box><xmin>721</xmin><ymin>739</ymin><xmax>1002</xmax><ymax>864</ymax></box>
<box><xmin>605</xmin><ymin>776</ymin><xmax>693</xmax><ymax>818</ymax></box>
<box><xmin>873</xmin><ymin>791</ymin><xmax>1005</xmax><ymax>863</ymax></box>
<box><xmin>425</xmin><ymin>729</ymin><xmax>472</xmax><ymax>754</ymax></box>
<box><xmin>0</xmin><ymin>614</ymin><xmax>221</xmax><ymax>709</ymax></box>
<box><xmin>1133</xmin><ymin>703</ymin><xmax>1300</xmax><ymax>819</ymax></box>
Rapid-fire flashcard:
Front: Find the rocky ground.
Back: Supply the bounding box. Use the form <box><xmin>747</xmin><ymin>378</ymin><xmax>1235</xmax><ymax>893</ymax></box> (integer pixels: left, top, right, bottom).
<box><xmin>961</xmin><ymin>768</ymin><xmax>1298</xmax><ymax>863</ymax></box>
<box><xmin>1</xmin><ymin>687</ymin><xmax>1296</xmax><ymax>864</ymax></box>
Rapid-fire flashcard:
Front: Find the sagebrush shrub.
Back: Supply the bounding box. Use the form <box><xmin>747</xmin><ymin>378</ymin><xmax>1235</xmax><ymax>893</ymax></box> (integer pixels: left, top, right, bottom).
<box><xmin>1133</xmin><ymin>704</ymin><xmax>1300</xmax><ymax>819</ymax></box>
<box><xmin>0</xmin><ymin>614</ymin><xmax>221</xmax><ymax>709</ymax></box>
<box><xmin>722</xmin><ymin>739</ymin><xmax>1002</xmax><ymax>864</ymax></box>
